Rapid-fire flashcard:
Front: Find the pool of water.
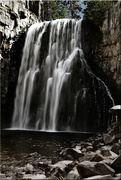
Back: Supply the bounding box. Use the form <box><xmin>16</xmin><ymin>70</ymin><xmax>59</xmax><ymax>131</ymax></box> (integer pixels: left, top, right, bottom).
<box><xmin>1</xmin><ymin>130</ymin><xmax>95</xmax><ymax>168</ymax></box>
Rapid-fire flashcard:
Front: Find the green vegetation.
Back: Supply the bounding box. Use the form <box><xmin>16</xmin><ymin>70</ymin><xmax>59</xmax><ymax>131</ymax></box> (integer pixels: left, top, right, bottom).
<box><xmin>43</xmin><ymin>1</ymin><xmax>69</xmax><ymax>20</ymax></box>
<box><xmin>43</xmin><ymin>0</ymin><xmax>82</xmax><ymax>21</ymax></box>
<box><xmin>83</xmin><ymin>0</ymin><xmax>117</xmax><ymax>27</ymax></box>
<box><xmin>43</xmin><ymin>0</ymin><xmax>117</xmax><ymax>27</ymax></box>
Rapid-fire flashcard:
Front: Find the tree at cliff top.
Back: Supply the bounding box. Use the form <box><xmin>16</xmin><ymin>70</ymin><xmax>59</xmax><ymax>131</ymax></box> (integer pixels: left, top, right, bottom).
<box><xmin>61</xmin><ymin>0</ymin><xmax>82</xmax><ymax>19</ymax></box>
<box><xmin>43</xmin><ymin>0</ymin><xmax>82</xmax><ymax>20</ymax></box>
<box><xmin>43</xmin><ymin>1</ymin><xmax>69</xmax><ymax>20</ymax></box>
<box><xmin>83</xmin><ymin>0</ymin><xmax>117</xmax><ymax>27</ymax></box>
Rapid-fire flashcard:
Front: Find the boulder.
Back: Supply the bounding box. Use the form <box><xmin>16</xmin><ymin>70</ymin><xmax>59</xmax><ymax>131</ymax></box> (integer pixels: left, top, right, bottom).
<box><xmin>50</xmin><ymin>160</ymin><xmax>73</xmax><ymax>171</ymax></box>
<box><xmin>91</xmin><ymin>153</ymin><xmax>104</xmax><ymax>162</ymax></box>
<box><xmin>22</xmin><ymin>174</ymin><xmax>46</xmax><ymax>179</ymax></box>
<box><xmin>111</xmin><ymin>143</ymin><xmax>121</xmax><ymax>155</ymax></box>
<box><xmin>24</xmin><ymin>163</ymin><xmax>34</xmax><ymax>173</ymax></box>
<box><xmin>86</xmin><ymin>146</ymin><xmax>93</xmax><ymax>151</ymax></box>
<box><xmin>60</xmin><ymin>148</ymin><xmax>83</xmax><ymax>160</ymax></box>
<box><xmin>77</xmin><ymin>161</ymin><xmax>98</xmax><ymax>179</ymax></box>
<box><xmin>103</xmin><ymin>133</ymin><xmax>115</xmax><ymax>145</ymax></box>
<box><xmin>93</xmin><ymin>137</ymin><xmax>103</xmax><ymax>150</ymax></box>
<box><xmin>109</xmin><ymin>105</ymin><xmax>121</xmax><ymax>116</ymax></box>
<box><xmin>50</xmin><ymin>167</ymin><xmax>66</xmax><ymax>179</ymax></box>
<box><xmin>38</xmin><ymin>161</ymin><xmax>50</xmax><ymax>169</ymax></box>
<box><xmin>100</xmin><ymin>147</ymin><xmax>111</xmax><ymax>157</ymax></box>
<box><xmin>111</xmin><ymin>155</ymin><xmax>121</xmax><ymax>170</ymax></box>
<box><xmin>65</xmin><ymin>167</ymin><xmax>80</xmax><ymax>180</ymax></box>
<box><xmin>82</xmin><ymin>174</ymin><xmax>113</xmax><ymax>180</ymax></box>
<box><xmin>80</xmin><ymin>151</ymin><xmax>96</xmax><ymax>161</ymax></box>
<box><xmin>95</xmin><ymin>162</ymin><xmax>115</xmax><ymax>176</ymax></box>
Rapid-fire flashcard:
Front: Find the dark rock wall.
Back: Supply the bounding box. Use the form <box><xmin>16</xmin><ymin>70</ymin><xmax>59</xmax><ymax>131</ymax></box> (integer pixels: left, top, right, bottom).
<box><xmin>1</xmin><ymin>1</ymin><xmax>120</xmax><ymax>128</ymax></box>
<box><xmin>81</xmin><ymin>1</ymin><xmax>121</xmax><ymax>105</ymax></box>
<box><xmin>0</xmin><ymin>1</ymin><xmax>42</xmax><ymax>128</ymax></box>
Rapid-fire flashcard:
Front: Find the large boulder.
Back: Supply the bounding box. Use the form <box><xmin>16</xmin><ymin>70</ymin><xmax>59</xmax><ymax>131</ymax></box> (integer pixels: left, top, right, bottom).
<box><xmin>95</xmin><ymin>162</ymin><xmax>115</xmax><ymax>176</ymax></box>
<box><xmin>77</xmin><ymin>161</ymin><xmax>98</xmax><ymax>179</ymax></box>
<box><xmin>111</xmin><ymin>155</ymin><xmax>121</xmax><ymax>170</ymax></box>
<box><xmin>111</xmin><ymin>143</ymin><xmax>121</xmax><ymax>155</ymax></box>
<box><xmin>60</xmin><ymin>148</ymin><xmax>83</xmax><ymax>160</ymax></box>
<box><xmin>91</xmin><ymin>153</ymin><xmax>104</xmax><ymax>162</ymax></box>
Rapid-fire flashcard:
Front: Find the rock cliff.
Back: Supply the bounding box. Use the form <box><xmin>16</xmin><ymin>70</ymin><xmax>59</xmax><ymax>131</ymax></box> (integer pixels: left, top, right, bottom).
<box><xmin>0</xmin><ymin>0</ymin><xmax>42</xmax><ymax>127</ymax></box>
<box><xmin>82</xmin><ymin>1</ymin><xmax>121</xmax><ymax>104</ymax></box>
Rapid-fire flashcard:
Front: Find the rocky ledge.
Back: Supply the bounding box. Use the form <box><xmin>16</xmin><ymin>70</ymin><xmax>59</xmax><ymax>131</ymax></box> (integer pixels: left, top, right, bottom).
<box><xmin>0</xmin><ymin>1</ymin><xmax>41</xmax><ymax>53</ymax></box>
<box><xmin>1</xmin><ymin>113</ymin><xmax>121</xmax><ymax>180</ymax></box>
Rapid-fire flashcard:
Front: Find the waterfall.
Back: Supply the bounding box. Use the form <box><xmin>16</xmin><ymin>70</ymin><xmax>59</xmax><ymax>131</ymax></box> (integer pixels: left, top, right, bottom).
<box><xmin>12</xmin><ymin>19</ymin><xmax>114</xmax><ymax>132</ymax></box>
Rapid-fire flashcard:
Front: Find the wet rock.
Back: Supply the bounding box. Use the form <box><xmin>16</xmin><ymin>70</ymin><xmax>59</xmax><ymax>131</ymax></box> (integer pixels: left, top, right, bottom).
<box><xmin>109</xmin><ymin>151</ymin><xmax>118</xmax><ymax>160</ymax></box>
<box><xmin>91</xmin><ymin>153</ymin><xmax>104</xmax><ymax>162</ymax></box>
<box><xmin>93</xmin><ymin>137</ymin><xmax>103</xmax><ymax>150</ymax></box>
<box><xmin>65</xmin><ymin>167</ymin><xmax>80</xmax><ymax>180</ymax></box>
<box><xmin>79</xmin><ymin>151</ymin><xmax>96</xmax><ymax>162</ymax></box>
<box><xmin>115</xmin><ymin>173</ymin><xmax>121</xmax><ymax>180</ymax></box>
<box><xmin>60</xmin><ymin>148</ymin><xmax>83</xmax><ymax>160</ymax></box>
<box><xmin>24</xmin><ymin>163</ymin><xmax>34</xmax><ymax>173</ymax></box>
<box><xmin>82</xmin><ymin>174</ymin><xmax>113</xmax><ymax>180</ymax></box>
<box><xmin>0</xmin><ymin>173</ymin><xmax>6</xmax><ymax>178</ymax></box>
<box><xmin>111</xmin><ymin>155</ymin><xmax>121</xmax><ymax>170</ymax></box>
<box><xmin>111</xmin><ymin>143</ymin><xmax>121</xmax><ymax>155</ymax></box>
<box><xmin>38</xmin><ymin>161</ymin><xmax>50</xmax><ymax>169</ymax></box>
<box><xmin>86</xmin><ymin>146</ymin><xmax>93</xmax><ymax>151</ymax></box>
<box><xmin>50</xmin><ymin>167</ymin><xmax>66</xmax><ymax>179</ymax></box>
<box><xmin>1</xmin><ymin>178</ymin><xmax>12</xmax><ymax>180</ymax></box>
<box><xmin>22</xmin><ymin>174</ymin><xmax>46</xmax><ymax>179</ymax></box>
<box><xmin>46</xmin><ymin>175</ymin><xmax>59</xmax><ymax>180</ymax></box>
<box><xmin>95</xmin><ymin>162</ymin><xmax>115</xmax><ymax>176</ymax></box>
<box><xmin>103</xmin><ymin>133</ymin><xmax>115</xmax><ymax>145</ymax></box>
<box><xmin>77</xmin><ymin>163</ymin><xmax>98</xmax><ymax>179</ymax></box>
<box><xmin>80</xmin><ymin>142</ymin><xmax>92</xmax><ymax>148</ymax></box>
<box><xmin>50</xmin><ymin>160</ymin><xmax>73</xmax><ymax>171</ymax></box>
<box><xmin>100</xmin><ymin>146</ymin><xmax>111</xmax><ymax>157</ymax></box>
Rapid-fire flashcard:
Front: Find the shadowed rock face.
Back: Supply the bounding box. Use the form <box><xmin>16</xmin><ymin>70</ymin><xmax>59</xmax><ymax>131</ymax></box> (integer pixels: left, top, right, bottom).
<box><xmin>1</xmin><ymin>1</ymin><xmax>42</xmax><ymax>128</ymax></box>
<box><xmin>11</xmin><ymin>19</ymin><xmax>114</xmax><ymax>132</ymax></box>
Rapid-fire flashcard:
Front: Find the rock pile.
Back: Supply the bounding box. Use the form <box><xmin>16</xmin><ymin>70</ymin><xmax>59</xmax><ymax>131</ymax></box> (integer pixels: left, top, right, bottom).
<box><xmin>1</xmin><ymin>118</ymin><xmax>121</xmax><ymax>180</ymax></box>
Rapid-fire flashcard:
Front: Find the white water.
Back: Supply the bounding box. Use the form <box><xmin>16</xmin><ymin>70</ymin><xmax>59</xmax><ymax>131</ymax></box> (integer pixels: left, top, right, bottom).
<box><xmin>12</xmin><ymin>19</ymin><xmax>114</xmax><ymax>131</ymax></box>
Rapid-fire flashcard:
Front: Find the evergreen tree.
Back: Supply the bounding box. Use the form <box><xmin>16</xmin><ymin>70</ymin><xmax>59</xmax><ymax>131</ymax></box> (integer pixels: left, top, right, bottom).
<box><xmin>83</xmin><ymin>0</ymin><xmax>117</xmax><ymax>27</ymax></box>
<box><xmin>62</xmin><ymin>0</ymin><xmax>82</xmax><ymax>19</ymax></box>
<box><xmin>43</xmin><ymin>0</ymin><xmax>82</xmax><ymax>21</ymax></box>
<box><xmin>43</xmin><ymin>0</ymin><xmax>69</xmax><ymax>21</ymax></box>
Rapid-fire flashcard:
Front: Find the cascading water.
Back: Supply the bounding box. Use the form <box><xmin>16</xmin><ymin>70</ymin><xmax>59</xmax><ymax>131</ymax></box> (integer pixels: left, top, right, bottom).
<box><xmin>12</xmin><ymin>19</ymin><xmax>114</xmax><ymax>132</ymax></box>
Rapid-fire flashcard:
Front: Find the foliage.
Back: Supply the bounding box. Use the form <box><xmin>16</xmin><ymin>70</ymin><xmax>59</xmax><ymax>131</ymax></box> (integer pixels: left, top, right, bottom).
<box><xmin>43</xmin><ymin>1</ymin><xmax>70</xmax><ymax>21</ymax></box>
<box><xmin>43</xmin><ymin>0</ymin><xmax>82</xmax><ymax>21</ymax></box>
<box><xmin>61</xmin><ymin>0</ymin><xmax>82</xmax><ymax>19</ymax></box>
<box><xmin>83</xmin><ymin>0</ymin><xmax>117</xmax><ymax>27</ymax></box>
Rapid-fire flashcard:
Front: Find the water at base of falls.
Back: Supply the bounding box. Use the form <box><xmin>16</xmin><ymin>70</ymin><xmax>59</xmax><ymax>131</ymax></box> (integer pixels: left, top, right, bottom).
<box><xmin>12</xmin><ymin>19</ymin><xmax>114</xmax><ymax>132</ymax></box>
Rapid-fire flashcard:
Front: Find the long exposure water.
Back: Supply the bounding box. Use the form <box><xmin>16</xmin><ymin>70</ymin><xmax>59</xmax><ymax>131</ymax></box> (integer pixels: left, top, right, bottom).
<box><xmin>11</xmin><ymin>19</ymin><xmax>114</xmax><ymax>132</ymax></box>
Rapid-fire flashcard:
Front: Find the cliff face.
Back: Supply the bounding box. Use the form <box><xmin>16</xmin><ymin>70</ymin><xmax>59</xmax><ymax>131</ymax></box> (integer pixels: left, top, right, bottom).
<box><xmin>82</xmin><ymin>1</ymin><xmax>121</xmax><ymax>105</ymax></box>
<box><xmin>1</xmin><ymin>1</ymin><xmax>120</xmax><ymax>128</ymax></box>
<box><xmin>100</xmin><ymin>1</ymin><xmax>121</xmax><ymax>86</ymax></box>
<box><xmin>0</xmin><ymin>0</ymin><xmax>42</xmax><ymax>127</ymax></box>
